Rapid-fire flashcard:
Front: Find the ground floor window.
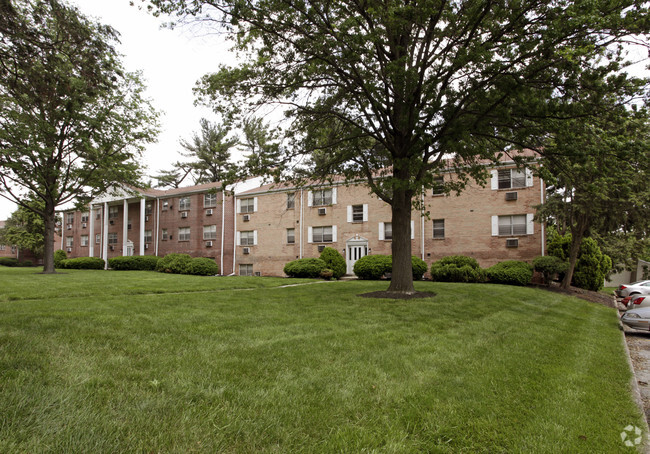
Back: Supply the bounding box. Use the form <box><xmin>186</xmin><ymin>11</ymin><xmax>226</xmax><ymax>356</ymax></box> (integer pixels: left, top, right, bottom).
<box><xmin>433</xmin><ymin>219</ymin><xmax>445</xmax><ymax>239</ymax></box>
<box><xmin>239</xmin><ymin>264</ymin><xmax>253</xmax><ymax>276</ymax></box>
<box><xmin>161</xmin><ymin>229</ymin><xmax>168</xmax><ymax>241</ymax></box>
<box><xmin>287</xmin><ymin>228</ymin><xmax>295</xmax><ymax>244</ymax></box>
<box><xmin>312</xmin><ymin>226</ymin><xmax>333</xmax><ymax>243</ymax></box>
<box><xmin>179</xmin><ymin>227</ymin><xmax>191</xmax><ymax>241</ymax></box>
<box><xmin>144</xmin><ymin>230</ymin><xmax>153</xmax><ymax>243</ymax></box>
<box><xmin>80</xmin><ymin>235</ymin><xmax>89</xmax><ymax>247</ymax></box>
<box><xmin>95</xmin><ymin>234</ymin><xmax>100</xmax><ymax>244</ymax></box>
<box><xmin>498</xmin><ymin>215</ymin><xmax>527</xmax><ymax>236</ymax></box>
<box><xmin>108</xmin><ymin>232</ymin><xmax>118</xmax><ymax>245</ymax></box>
<box><xmin>203</xmin><ymin>225</ymin><xmax>217</xmax><ymax>240</ymax></box>
<box><xmin>65</xmin><ymin>236</ymin><xmax>73</xmax><ymax>247</ymax></box>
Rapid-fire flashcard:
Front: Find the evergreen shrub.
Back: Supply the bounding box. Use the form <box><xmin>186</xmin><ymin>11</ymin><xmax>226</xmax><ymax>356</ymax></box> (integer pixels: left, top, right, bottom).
<box><xmin>319</xmin><ymin>247</ymin><xmax>346</xmax><ymax>279</ymax></box>
<box><xmin>61</xmin><ymin>257</ymin><xmax>105</xmax><ymax>270</ymax></box>
<box><xmin>353</xmin><ymin>255</ymin><xmax>392</xmax><ymax>280</ymax></box>
<box><xmin>533</xmin><ymin>256</ymin><xmax>568</xmax><ymax>285</ymax></box>
<box><xmin>486</xmin><ymin>260</ymin><xmax>533</xmax><ymax>286</ymax></box>
<box><xmin>54</xmin><ymin>249</ymin><xmax>67</xmax><ymax>268</ymax></box>
<box><xmin>430</xmin><ymin>255</ymin><xmax>485</xmax><ymax>283</ymax></box>
<box><xmin>187</xmin><ymin>258</ymin><xmax>220</xmax><ymax>276</ymax></box>
<box><xmin>283</xmin><ymin>258</ymin><xmax>327</xmax><ymax>278</ymax></box>
<box><xmin>572</xmin><ymin>238</ymin><xmax>612</xmax><ymax>291</ymax></box>
<box><xmin>0</xmin><ymin>257</ymin><xmax>19</xmax><ymax>267</ymax></box>
<box><xmin>155</xmin><ymin>253</ymin><xmax>193</xmax><ymax>274</ymax></box>
<box><xmin>109</xmin><ymin>255</ymin><xmax>161</xmax><ymax>271</ymax></box>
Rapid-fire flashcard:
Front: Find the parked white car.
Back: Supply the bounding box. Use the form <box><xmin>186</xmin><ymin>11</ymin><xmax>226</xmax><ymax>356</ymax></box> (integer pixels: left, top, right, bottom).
<box><xmin>616</xmin><ymin>280</ymin><xmax>650</xmax><ymax>299</ymax></box>
<box><xmin>626</xmin><ymin>294</ymin><xmax>650</xmax><ymax>310</ymax></box>
<box><xmin>621</xmin><ymin>306</ymin><xmax>650</xmax><ymax>331</ymax></box>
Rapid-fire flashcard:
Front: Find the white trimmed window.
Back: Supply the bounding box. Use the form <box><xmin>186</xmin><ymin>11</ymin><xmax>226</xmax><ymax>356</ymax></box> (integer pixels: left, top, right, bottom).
<box><xmin>432</xmin><ymin>176</ymin><xmax>445</xmax><ymax>196</ymax></box>
<box><xmin>66</xmin><ymin>212</ymin><xmax>74</xmax><ymax>224</ymax></box>
<box><xmin>240</xmin><ymin>264</ymin><xmax>253</xmax><ymax>276</ymax></box>
<box><xmin>433</xmin><ymin>219</ymin><xmax>445</xmax><ymax>239</ymax></box>
<box><xmin>379</xmin><ymin>222</ymin><xmax>392</xmax><ymax>240</ymax></box>
<box><xmin>203</xmin><ymin>225</ymin><xmax>217</xmax><ymax>240</ymax></box>
<box><xmin>65</xmin><ymin>236</ymin><xmax>73</xmax><ymax>247</ymax></box>
<box><xmin>309</xmin><ymin>188</ymin><xmax>336</xmax><ymax>206</ymax></box>
<box><xmin>204</xmin><ymin>193</ymin><xmax>217</xmax><ymax>208</ymax></box>
<box><xmin>287</xmin><ymin>228</ymin><xmax>295</xmax><ymax>244</ymax></box>
<box><xmin>287</xmin><ymin>193</ymin><xmax>295</xmax><ymax>209</ymax></box>
<box><xmin>309</xmin><ymin>226</ymin><xmax>335</xmax><ymax>243</ymax></box>
<box><xmin>80</xmin><ymin>235</ymin><xmax>89</xmax><ymax>247</ymax></box>
<box><xmin>144</xmin><ymin>230</ymin><xmax>152</xmax><ymax>243</ymax></box>
<box><xmin>108</xmin><ymin>232</ymin><xmax>118</xmax><ymax>244</ymax></box>
<box><xmin>491</xmin><ymin>168</ymin><xmax>533</xmax><ymax>190</ymax></box>
<box><xmin>127</xmin><ymin>218</ymin><xmax>132</xmax><ymax>230</ymax></box>
<box><xmin>238</xmin><ymin>197</ymin><xmax>257</xmax><ymax>213</ymax></box>
<box><xmin>95</xmin><ymin>209</ymin><xmax>101</xmax><ymax>220</ymax></box>
<box><xmin>109</xmin><ymin>206</ymin><xmax>118</xmax><ymax>219</ymax></box>
<box><xmin>145</xmin><ymin>202</ymin><xmax>153</xmax><ymax>215</ymax></box>
<box><xmin>81</xmin><ymin>212</ymin><xmax>89</xmax><ymax>223</ymax></box>
<box><xmin>162</xmin><ymin>200</ymin><xmax>170</xmax><ymax>211</ymax></box>
<box><xmin>238</xmin><ymin>230</ymin><xmax>257</xmax><ymax>246</ymax></box>
<box><xmin>348</xmin><ymin>204</ymin><xmax>368</xmax><ymax>223</ymax></box>
<box><xmin>161</xmin><ymin>229</ymin><xmax>169</xmax><ymax>241</ymax></box>
<box><xmin>178</xmin><ymin>227</ymin><xmax>191</xmax><ymax>241</ymax></box>
<box><xmin>492</xmin><ymin>214</ymin><xmax>534</xmax><ymax>236</ymax></box>
<box><xmin>95</xmin><ymin>234</ymin><xmax>100</xmax><ymax>244</ymax></box>
<box><xmin>179</xmin><ymin>197</ymin><xmax>191</xmax><ymax>210</ymax></box>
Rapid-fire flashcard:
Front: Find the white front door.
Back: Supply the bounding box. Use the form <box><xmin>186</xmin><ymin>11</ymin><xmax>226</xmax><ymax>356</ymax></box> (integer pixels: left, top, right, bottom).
<box><xmin>126</xmin><ymin>240</ymin><xmax>134</xmax><ymax>257</ymax></box>
<box><xmin>346</xmin><ymin>240</ymin><xmax>368</xmax><ymax>275</ymax></box>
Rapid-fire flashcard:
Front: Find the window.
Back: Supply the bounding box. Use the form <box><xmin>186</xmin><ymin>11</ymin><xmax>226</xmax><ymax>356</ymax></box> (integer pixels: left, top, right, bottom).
<box><xmin>287</xmin><ymin>193</ymin><xmax>295</xmax><ymax>209</ymax></box>
<box><xmin>203</xmin><ymin>225</ymin><xmax>217</xmax><ymax>240</ymax></box>
<box><xmin>108</xmin><ymin>233</ymin><xmax>118</xmax><ymax>245</ymax></box>
<box><xmin>352</xmin><ymin>205</ymin><xmax>364</xmax><ymax>222</ymax></box>
<box><xmin>384</xmin><ymin>222</ymin><xmax>392</xmax><ymax>240</ymax></box>
<box><xmin>204</xmin><ymin>193</ymin><xmax>217</xmax><ymax>208</ymax></box>
<box><xmin>312</xmin><ymin>189</ymin><xmax>332</xmax><ymax>206</ymax></box>
<box><xmin>178</xmin><ymin>227</ymin><xmax>191</xmax><ymax>241</ymax></box>
<box><xmin>161</xmin><ymin>229</ymin><xmax>169</xmax><ymax>241</ymax></box>
<box><xmin>498</xmin><ymin>215</ymin><xmax>527</xmax><ymax>236</ymax></box>
<box><xmin>498</xmin><ymin>169</ymin><xmax>526</xmax><ymax>189</ymax></box>
<box><xmin>240</xmin><ymin>230</ymin><xmax>255</xmax><ymax>246</ymax></box>
<box><xmin>66</xmin><ymin>212</ymin><xmax>74</xmax><ymax>224</ymax></box>
<box><xmin>109</xmin><ymin>206</ymin><xmax>118</xmax><ymax>219</ymax></box>
<box><xmin>95</xmin><ymin>234</ymin><xmax>101</xmax><ymax>244</ymax></box>
<box><xmin>239</xmin><ymin>197</ymin><xmax>255</xmax><ymax>213</ymax></box>
<box><xmin>144</xmin><ymin>230</ymin><xmax>152</xmax><ymax>243</ymax></box>
<box><xmin>81</xmin><ymin>212</ymin><xmax>89</xmax><ymax>223</ymax></box>
<box><xmin>239</xmin><ymin>264</ymin><xmax>253</xmax><ymax>276</ymax></box>
<box><xmin>65</xmin><ymin>236</ymin><xmax>73</xmax><ymax>247</ymax></box>
<box><xmin>433</xmin><ymin>219</ymin><xmax>445</xmax><ymax>239</ymax></box>
<box><xmin>95</xmin><ymin>209</ymin><xmax>101</xmax><ymax>220</ymax></box>
<box><xmin>432</xmin><ymin>176</ymin><xmax>445</xmax><ymax>196</ymax></box>
<box><xmin>312</xmin><ymin>226</ymin><xmax>333</xmax><ymax>243</ymax></box>
<box><xmin>179</xmin><ymin>197</ymin><xmax>191</xmax><ymax>210</ymax></box>
<box><xmin>127</xmin><ymin>218</ymin><xmax>132</xmax><ymax>230</ymax></box>
<box><xmin>287</xmin><ymin>228</ymin><xmax>295</xmax><ymax>244</ymax></box>
<box><xmin>145</xmin><ymin>202</ymin><xmax>153</xmax><ymax>215</ymax></box>
<box><xmin>80</xmin><ymin>235</ymin><xmax>89</xmax><ymax>247</ymax></box>
<box><xmin>0</xmin><ymin>245</ymin><xmax>5</xmax><ymax>251</ymax></box>
<box><xmin>162</xmin><ymin>200</ymin><xmax>170</xmax><ymax>211</ymax></box>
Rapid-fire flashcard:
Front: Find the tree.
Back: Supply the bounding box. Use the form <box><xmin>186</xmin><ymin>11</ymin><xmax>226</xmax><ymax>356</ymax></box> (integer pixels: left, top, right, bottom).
<box><xmin>537</xmin><ymin>85</ymin><xmax>650</xmax><ymax>289</ymax></box>
<box><xmin>155</xmin><ymin>118</ymin><xmax>237</xmax><ymax>187</ymax></box>
<box><xmin>0</xmin><ymin>0</ymin><xmax>159</xmax><ymax>273</ymax></box>
<box><xmin>149</xmin><ymin>0</ymin><xmax>648</xmax><ymax>294</ymax></box>
<box><xmin>0</xmin><ymin>196</ymin><xmax>56</xmax><ymax>259</ymax></box>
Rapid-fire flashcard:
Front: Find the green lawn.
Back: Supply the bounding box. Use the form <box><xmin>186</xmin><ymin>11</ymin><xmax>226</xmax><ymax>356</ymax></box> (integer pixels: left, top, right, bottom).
<box><xmin>0</xmin><ymin>267</ymin><xmax>644</xmax><ymax>452</ymax></box>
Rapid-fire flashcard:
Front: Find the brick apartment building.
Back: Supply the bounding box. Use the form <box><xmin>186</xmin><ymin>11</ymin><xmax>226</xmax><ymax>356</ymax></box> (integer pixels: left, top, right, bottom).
<box><xmin>61</xmin><ymin>160</ymin><xmax>545</xmax><ymax>276</ymax></box>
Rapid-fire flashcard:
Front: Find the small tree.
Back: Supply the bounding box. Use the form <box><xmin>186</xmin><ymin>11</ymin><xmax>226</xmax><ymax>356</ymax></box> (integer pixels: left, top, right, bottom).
<box><xmin>533</xmin><ymin>256</ymin><xmax>568</xmax><ymax>286</ymax></box>
<box><xmin>319</xmin><ymin>247</ymin><xmax>346</xmax><ymax>279</ymax></box>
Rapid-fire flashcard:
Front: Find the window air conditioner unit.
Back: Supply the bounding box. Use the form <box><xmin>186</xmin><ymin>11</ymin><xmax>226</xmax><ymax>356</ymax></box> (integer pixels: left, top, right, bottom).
<box><xmin>145</xmin><ymin>244</ymin><xmax>149</xmax><ymax>250</ymax></box>
<box><xmin>505</xmin><ymin>191</ymin><xmax>518</xmax><ymax>201</ymax></box>
<box><xmin>109</xmin><ymin>219</ymin><xmax>114</xmax><ymax>225</ymax></box>
<box><xmin>254</xmin><ymin>271</ymin><xmax>261</xmax><ymax>277</ymax></box>
<box><xmin>206</xmin><ymin>241</ymin><xmax>213</xmax><ymax>247</ymax></box>
<box><xmin>506</xmin><ymin>238</ymin><xmax>519</xmax><ymax>248</ymax></box>
<box><xmin>169</xmin><ymin>234</ymin><xmax>173</xmax><ymax>240</ymax></box>
<box><xmin>67</xmin><ymin>224</ymin><xmax>72</xmax><ymax>230</ymax></box>
<box><xmin>110</xmin><ymin>245</ymin><xmax>114</xmax><ymax>251</ymax></box>
<box><xmin>206</xmin><ymin>209</ymin><xmax>213</xmax><ymax>216</ymax></box>
<box><xmin>145</xmin><ymin>216</ymin><xmax>149</xmax><ymax>222</ymax></box>
<box><xmin>82</xmin><ymin>223</ymin><xmax>87</xmax><ymax>229</ymax></box>
<box><xmin>318</xmin><ymin>207</ymin><xmax>327</xmax><ymax>216</ymax></box>
<box><xmin>243</xmin><ymin>214</ymin><xmax>250</xmax><ymax>222</ymax></box>
<box><xmin>181</xmin><ymin>211</ymin><xmax>188</xmax><ymax>218</ymax></box>
<box><xmin>318</xmin><ymin>245</ymin><xmax>326</xmax><ymax>252</ymax></box>
<box><xmin>66</xmin><ymin>247</ymin><xmax>72</xmax><ymax>253</ymax></box>
<box><xmin>243</xmin><ymin>247</ymin><xmax>250</xmax><ymax>254</ymax></box>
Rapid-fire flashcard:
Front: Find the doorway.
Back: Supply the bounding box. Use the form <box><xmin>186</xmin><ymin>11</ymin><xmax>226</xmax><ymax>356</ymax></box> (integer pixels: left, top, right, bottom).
<box><xmin>346</xmin><ymin>236</ymin><xmax>368</xmax><ymax>275</ymax></box>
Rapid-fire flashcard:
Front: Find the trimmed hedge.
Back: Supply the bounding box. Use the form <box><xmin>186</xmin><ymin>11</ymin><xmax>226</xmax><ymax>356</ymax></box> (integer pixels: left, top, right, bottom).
<box><xmin>54</xmin><ymin>249</ymin><xmax>67</xmax><ymax>268</ymax></box>
<box><xmin>109</xmin><ymin>255</ymin><xmax>161</xmax><ymax>271</ymax></box>
<box><xmin>61</xmin><ymin>257</ymin><xmax>105</xmax><ymax>270</ymax></box>
<box><xmin>486</xmin><ymin>260</ymin><xmax>533</xmax><ymax>286</ymax></box>
<box><xmin>319</xmin><ymin>247</ymin><xmax>346</xmax><ymax>279</ymax></box>
<box><xmin>0</xmin><ymin>257</ymin><xmax>19</xmax><ymax>267</ymax></box>
<box><xmin>533</xmin><ymin>255</ymin><xmax>568</xmax><ymax>285</ymax></box>
<box><xmin>430</xmin><ymin>255</ymin><xmax>486</xmax><ymax>283</ymax></box>
<box><xmin>573</xmin><ymin>237</ymin><xmax>612</xmax><ymax>291</ymax></box>
<box><xmin>284</xmin><ymin>258</ymin><xmax>327</xmax><ymax>278</ymax></box>
<box><xmin>155</xmin><ymin>253</ymin><xmax>193</xmax><ymax>274</ymax></box>
<box><xmin>188</xmin><ymin>258</ymin><xmax>219</xmax><ymax>276</ymax></box>
<box><xmin>353</xmin><ymin>255</ymin><xmax>426</xmax><ymax>280</ymax></box>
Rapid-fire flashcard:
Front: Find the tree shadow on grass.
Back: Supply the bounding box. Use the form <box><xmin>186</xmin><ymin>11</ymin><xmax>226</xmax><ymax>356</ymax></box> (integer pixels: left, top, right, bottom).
<box><xmin>358</xmin><ymin>291</ymin><xmax>436</xmax><ymax>300</ymax></box>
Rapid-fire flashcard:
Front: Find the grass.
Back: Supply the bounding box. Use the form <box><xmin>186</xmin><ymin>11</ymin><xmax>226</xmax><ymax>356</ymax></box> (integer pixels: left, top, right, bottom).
<box><xmin>0</xmin><ymin>267</ymin><xmax>644</xmax><ymax>452</ymax></box>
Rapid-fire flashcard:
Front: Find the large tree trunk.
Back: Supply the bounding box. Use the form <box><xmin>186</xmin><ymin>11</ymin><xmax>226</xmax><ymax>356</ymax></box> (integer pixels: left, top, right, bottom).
<box><xmin>387</xmin><ymin>182</ymin><xmax>415</xmax><ymax>294</ymax></box>
<box><xmin>42</xmin><ymin>200</ymin><xmax>57</xmax><ymax>274</ymax></box>
<box><xmin>561</xmin><ymin>215</ymin><xmax>589</xmax><ymax>289</ymax></box>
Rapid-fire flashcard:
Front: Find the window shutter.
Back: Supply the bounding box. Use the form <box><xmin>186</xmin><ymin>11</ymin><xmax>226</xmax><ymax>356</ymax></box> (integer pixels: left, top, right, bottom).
<box><xmin>308</xmin><ymin>191</ymin><xmax>313</xmax><ymax>207</ymax></box>
<box><xmin>525</xmin><ymin>168</ymin><xmax>534</xmax><ymax>187</ymax></box>
<box><xmin>411</xmin><ymin>220</ymin><xmax>415</xmax><ymax>239</ymax></box>
<box><xmin>347</xmin><ymin>205</ymin><xmax>353</xmax><ymax>223</ymax></box>
<box><xmin>363</xmin><ymin>204</ymin><xmax>368</xmax><ymax>222</ymax></box>
<box><xmin>379</xmin><ymin>222</ymin><xmax>385</xmax><ymax>241</ymax></box>
<box><xmin>491</xmin><ymin>216</ymin><xmax>499</xmax><ymax>236</ymax></box>
<box><xmin>236</xmin><ymin>231</ymin><xmax>241</xmax><ymax>245</ymax></box>
<box><xmin>526</xmin><ymin>214</ymin><xmax>534</xmax><ymax>235</ymax></box>
<box><xmin>253</xmin><ymin>197</ymin><xmax>258</xmax><ymax>212</ymax></box>
<box><xmin>331</xmin><ymin>188</ymin><xmax>337</xmax><ymax>204</ymax></box>
<box><xmin>236</xmin><ymin>199</ymin><xmax>241</xmax><ymax>214</ymax></box>
<box><xmin>308</xmin><ymin>227</ymin><xmax>313</xmax><ymax>243</ymax></box>
<box><xmin>253</xmin><ymin>230</ymin><xmax>258</xmax><ymax>245</ymax></box>
<box><xmin>490</xmin><ymin>170</ymin><xmax>498</xmax><ymax>190</ymax></box>
<box><xmin>332</xmin><ymin>225</ymin><xmax>337</xmax><ymax>242</ymax></box>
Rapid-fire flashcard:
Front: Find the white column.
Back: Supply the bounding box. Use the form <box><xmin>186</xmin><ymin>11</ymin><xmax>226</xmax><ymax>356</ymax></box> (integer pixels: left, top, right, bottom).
<box><xmin>103</xmin><ymin>202</ymin><xmax>109</xmax><ymax>269</ymax></box>
<box><xmin>88</xmin><ymin>204</ymin><xmax>94</xmax><ymax>257</ymax></box>
<box><xmin>139</xmin><ymin>198</ymin><xmax>146</xmax><ymax>256</ymax></box>
<box><xmin>122</xmin><ymin>199</ymin><xmax>129</xmax><ymax>255</ymax></box>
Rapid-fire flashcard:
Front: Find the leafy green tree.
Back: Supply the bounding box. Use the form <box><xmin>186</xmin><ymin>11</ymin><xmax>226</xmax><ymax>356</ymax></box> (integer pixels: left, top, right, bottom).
<box><xmin>0</xmin><ymin>197</ymin><xmax>56</xmax><ymax>259</ymax></box>
<box><xmin>149</xmin><ymin>0</ymin><xmax>648</xmax><ymax>294</ymax></box>
<box><xmin>0</xmin><ymin>0</ymin><xmax>159</xmax><ymax>273</ymax></box>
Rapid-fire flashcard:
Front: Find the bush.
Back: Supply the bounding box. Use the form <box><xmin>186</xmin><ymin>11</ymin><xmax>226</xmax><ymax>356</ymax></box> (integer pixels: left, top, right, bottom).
<box><xmin>430</xmin><ymin>255</ymin><xmax>485</xmax><ymax>283</ymax></box>
<box><xmin>109</xmin><ymin>255</ymin><xmax>161</xmax><ymax>271</ymax></box>
<box><xmin>572</xmin><ymin>237</ymin><xmax>612</xmax><ymax>291</ymax></box>
<box><xmin>54</xmin><ymin>249</ymin><xmax>67</xmax><ymax>268</ymax></box>
<box><xmin>320</xmin><ymin>268</ymin><xmax>334</xmax><ymax>280</ymax></box>
<box><xmin>486</xmin><ymin>260</ymin><xmax>533</xmax><ymax>286</ymax></box>
<box><xmin>187</xmin><ymin>257</ymin><xmax>220</xmax><ymax>276</ymax></box>
<box><xmin>533</xmin><ymin>255</ymin><xmax>568</xmax><ymax>285</ymax></box>
<box><xmin>411</xmin><ymin>256</ymin><xmax>428</xmax><ymax>280</ymax></box>
<box><xmin>155</xmin><ymin>253</ymin><xmax>193</xmax><ymax>274</ymax></box>
<box><xmin>61</xmin><ymin>257</ymin><xmax>105</xmax><ymax>270</ymax></box>
<box><xmin>19</xmin><ymin>260</ymin><xmax>33</xmax><ymax>267</ymax></box>
<box><xmin>0</xmin><ymin>257</ymin><xmax>19</xmax><ymax>267</ymax></box>
<box><xmin>353</xmin><ymin>255</ymin><xmax>392</xmax><ymax>280</ymax></box>
<box><xmin>319</xmin><ymin>247</ymin><xmax>346</xmax><ymax>279</ymax></box>
<box><xmin>284</xmin><ymin>258</ymin><xmax>327</xmax><ymax>278</ymax></box>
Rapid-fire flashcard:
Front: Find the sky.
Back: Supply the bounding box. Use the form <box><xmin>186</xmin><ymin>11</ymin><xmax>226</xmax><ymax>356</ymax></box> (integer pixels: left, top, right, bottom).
<box><xmin>0</xmin><ymin>0</ymin><xmax>233</xmax><ymax>219</ymax></box>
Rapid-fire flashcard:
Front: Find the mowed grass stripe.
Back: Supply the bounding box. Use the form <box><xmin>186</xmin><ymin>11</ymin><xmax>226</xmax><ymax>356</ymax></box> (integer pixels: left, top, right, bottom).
<box><xmin>0</xmin><ymin>272</ymin><xmax>644</xmax><ymax>453</ymax></box>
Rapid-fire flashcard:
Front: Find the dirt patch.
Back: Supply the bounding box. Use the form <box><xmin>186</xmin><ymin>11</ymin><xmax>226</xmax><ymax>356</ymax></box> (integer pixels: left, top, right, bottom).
<box><xmin>537</xmin><ymin>282</ymin><xmax>617</xmax><ymax>308</ymax></box>
<box><xmin>358</xmin><ymin>291</ymin><xmax>436</xmax><ymax>300</ymax></box>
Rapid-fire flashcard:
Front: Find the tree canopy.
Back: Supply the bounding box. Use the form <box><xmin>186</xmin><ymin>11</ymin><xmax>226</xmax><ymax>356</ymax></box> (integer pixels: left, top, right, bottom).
<box><xmin>0</xmin><ymin>0</ymin><xmax>159</xmax><ymax>272</ymax></box>
<box><xmin>148</xmin><ymin>0</ymin><xmax>649</xmax><ymax>293</ymax></box>
<box><xmin>0</xmin><ymin>196</ymin><xmax>55</xmax><ymax>259</ymax></box>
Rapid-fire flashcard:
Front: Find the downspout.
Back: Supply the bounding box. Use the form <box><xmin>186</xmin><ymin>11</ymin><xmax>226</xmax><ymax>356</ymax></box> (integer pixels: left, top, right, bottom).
<box><xmin>299</xmin><ymin>189</ymin><xmax>304</xmax><ymax>259</ymax></box>
<box><xmin>421</xmin><ymin>190</ymin><xmax>425</xmax><ymax>260</ymax></box>
<box><xmin>540</xmin><ymin>171</ymin><xmax>545</xmax><ymax>256</ymax></box>
<box><xmin>155</xmin><ymin>198</ymin><xmax>160</xmax><ymax>257</ymax></box>
<box><xmin>232</xmin><ymin>193</ymin><xmax>237</xmax><ymax>275</ymax></box>
<box><xmin>220</xmin><ymin>190</ymin><xmax>225</xmax><ymax>275</ymax></box>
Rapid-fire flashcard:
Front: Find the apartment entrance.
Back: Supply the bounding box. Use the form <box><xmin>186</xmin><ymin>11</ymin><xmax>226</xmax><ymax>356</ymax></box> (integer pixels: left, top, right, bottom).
<box><xmin>346</xmin><ymin>236</ymin><xmax>368</xmax><ymax>275</ymax></box>
<box><xmin>125</xmin><ymin>240</ymin><xmax>134</xmax><ymax>256</ymax></box>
